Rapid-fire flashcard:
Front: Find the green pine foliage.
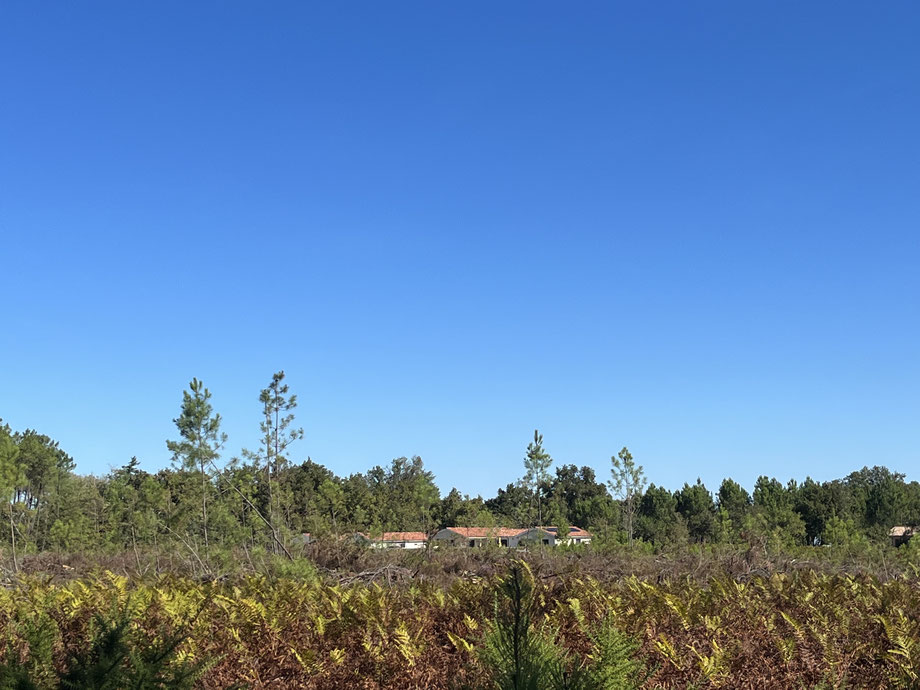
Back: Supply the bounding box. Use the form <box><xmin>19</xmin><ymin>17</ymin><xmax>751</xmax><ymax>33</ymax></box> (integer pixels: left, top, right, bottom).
<box><xmin>480</xmin><ymin>561</ymin><xmax>567</xmax><ymax>690</ymax></box>
<box><xmin>0</xmin><ymin>611</ymin><xmax>206</xmax><ymax>690</ymax></box>
<box><xmin>481</xmin><ymin>561</ymin><xmax>648</xmax><ymax>690</ymax></box>
<box><xmin>59</xmin><ymin>615</ymin><xmax>205</xmax><ymax>690</ymax></box>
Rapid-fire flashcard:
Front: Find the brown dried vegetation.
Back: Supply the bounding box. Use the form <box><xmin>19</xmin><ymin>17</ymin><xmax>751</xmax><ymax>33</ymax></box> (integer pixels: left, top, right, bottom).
<box><xmin>0</xmin><ymin>550</ymin><xmax>918</xmax><ymax>688</ymax></box>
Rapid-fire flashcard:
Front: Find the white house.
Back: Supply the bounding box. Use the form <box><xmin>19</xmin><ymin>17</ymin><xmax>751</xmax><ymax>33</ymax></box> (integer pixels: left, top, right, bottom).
<box><xmin>515</xmin><ymin>526</ymin><xmax>592</xmax><ymax>546</ymax></box>
<box><xmin>356</xmin><ymin>531</ymin><xmax>428</xmax><ymax>549</ymax></box>
<box><xmin>430</xmin><ymin>527</ymin><xmax>525</xmax><ymax>548</ymax></box>
<box><xmin>430</xmin><ymin>526</ymin><xmax>592</xmax><ymax>548</ymax></box>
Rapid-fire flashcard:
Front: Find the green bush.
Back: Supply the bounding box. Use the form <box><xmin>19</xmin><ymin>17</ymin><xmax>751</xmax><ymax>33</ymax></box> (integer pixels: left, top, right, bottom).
<box><xmin>481</xmin><ymin>561</ymin><xmax>647</xmax><ymax>690</ymax></box>
<box><xmin>0</xmin><ymin>611</ymin><xmax>208</xmax><ymax>690</ymax></box>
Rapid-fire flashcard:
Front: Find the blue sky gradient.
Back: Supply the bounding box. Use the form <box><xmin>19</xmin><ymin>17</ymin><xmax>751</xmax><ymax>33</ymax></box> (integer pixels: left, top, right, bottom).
<box><xmin>2</xmin><ymin>2</ymin><xmax>918</xmax><ymax>497</ymax></box>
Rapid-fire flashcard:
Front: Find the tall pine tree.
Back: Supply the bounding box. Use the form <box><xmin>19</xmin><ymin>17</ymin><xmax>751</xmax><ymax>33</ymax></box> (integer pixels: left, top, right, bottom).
<box><xmin>166</xmin><ymin>378</ymin><xmax>226</xmax><ymax>548</ymax></box>
<box><xmin>609</xmin><ymin>447</ymin><xmax>646</xmax><ymax>546</ymax></box>
<box><xmin>523</xmin><ymin>430</ymin><xmax>553</xmax><ymax>526</ymax></box>
<box><xmin>243</xmin><ymin>371</ymin><xmax>303</xmax><ymax>547</ymax></box>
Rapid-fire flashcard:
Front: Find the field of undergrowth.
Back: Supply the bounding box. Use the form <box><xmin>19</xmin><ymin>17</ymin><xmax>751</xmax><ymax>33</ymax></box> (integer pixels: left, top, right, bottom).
<box><xmin>1</xmin><ymin>547</ymin><xmax>919</xmax><ymax>688</ymax></box>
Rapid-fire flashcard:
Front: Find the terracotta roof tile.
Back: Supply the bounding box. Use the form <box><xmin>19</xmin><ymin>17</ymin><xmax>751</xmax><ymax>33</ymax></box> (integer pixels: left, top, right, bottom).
<box><xmin>376</xmin><ymin>532</ymin><xmax>428</xmax><ymax>542</ymax></box>
<box><xmin>528</xmin><ymin>526</ymin><xmax>592</xmax><ymax>538</ymax></box>
<box><xmin>442</xmin><ymin>527</ymin><xmax>525</xmax><ymax>539</ymax></box>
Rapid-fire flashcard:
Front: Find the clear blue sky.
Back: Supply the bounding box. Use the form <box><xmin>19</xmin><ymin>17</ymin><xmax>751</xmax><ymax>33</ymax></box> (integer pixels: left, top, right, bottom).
<box><xmin>1</xmin><ymin>2</ymin><xmax>918</xmax><ymax>497</ymax></box>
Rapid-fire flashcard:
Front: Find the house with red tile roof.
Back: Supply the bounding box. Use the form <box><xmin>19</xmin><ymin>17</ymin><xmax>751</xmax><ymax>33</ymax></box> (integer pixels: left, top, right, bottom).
<box><xmin>430</xmin><ymin>526</ymin><xmax>592</xmax><ymax>548</ymax></box>
<box><xmin>354</xmin><ymin>531</ymin><xmax>428</xmax><ymax>549</ymax></box>
<box><xmin>430</xmin><ymin>526</ymin><xmax>525</xmax><ymax>548</ymax></box>
<box><xmin>515</xmin><ymin>526</ymin><xmax>592</xmax><ymax>546</ymax></box>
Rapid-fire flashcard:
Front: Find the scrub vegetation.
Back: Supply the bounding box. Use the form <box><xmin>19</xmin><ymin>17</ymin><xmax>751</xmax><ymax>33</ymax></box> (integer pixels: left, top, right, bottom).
<box><xmin>1</xmin><ymin>550</ymin><xmax>920</xmax><ymax>688</ymax></box>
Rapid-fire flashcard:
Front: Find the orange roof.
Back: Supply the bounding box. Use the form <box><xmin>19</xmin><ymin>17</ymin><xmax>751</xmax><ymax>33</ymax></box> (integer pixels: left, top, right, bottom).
<box><xmin>530</xmin><ymin>526</ymin><xmax>592</xmax><ymax>538</ymax></box>
<box><xmin>376</xmin><ymin>531</ymin><xmax>428</xmax><ymax>542</ymax></box>
<box><xmin>443</xmin><ymin>527</ymin><xmax>525</xmax><ymax>538</ymax></box>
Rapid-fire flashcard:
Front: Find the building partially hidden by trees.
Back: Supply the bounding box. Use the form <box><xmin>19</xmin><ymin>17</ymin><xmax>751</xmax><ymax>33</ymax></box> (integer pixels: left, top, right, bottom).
<box><xmin>430</xmin><ymin>526</ymin><xmax>592</xmax><ymax>548</ymax></box>
<box><xmin>355</xmin><ymin>532</ymin><xmax>428</xmax><ymax>550</ymax></box>
<box><xmin>889</xmin><ymin>525</ymin><xmax>917</xmax><ymax>547</ymax></box>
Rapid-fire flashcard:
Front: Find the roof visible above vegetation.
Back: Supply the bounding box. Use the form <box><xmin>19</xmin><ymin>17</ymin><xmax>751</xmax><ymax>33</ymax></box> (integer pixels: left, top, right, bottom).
<box><xmin>529</xmin><ymin>526</ymin><xmax>592</xmax><ymax>538</ymax></box>
<box><xmin>438</xmin><ymin>526</ymin><xmax>592</xmax><ymax>539</ymax></box>
<box><xmin>440</xmin><ymin>527</ymin><xmax>525</xmax><ymax>538</ymax></box>
<box><xmin>377</xmin><ymin>532</ymin><xmax>428</xmax><ymax>542</ymax></box>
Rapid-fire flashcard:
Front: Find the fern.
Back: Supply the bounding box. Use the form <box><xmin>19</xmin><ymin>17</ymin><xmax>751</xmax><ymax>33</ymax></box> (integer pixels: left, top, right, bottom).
<box><xmin>581</xmin><ymin>617</ymin><xmax>648</xmax><ymax>690</ymax></box>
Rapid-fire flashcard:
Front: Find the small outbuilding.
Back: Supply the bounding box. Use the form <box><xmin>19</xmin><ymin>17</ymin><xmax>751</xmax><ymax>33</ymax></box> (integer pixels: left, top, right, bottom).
<box><xmin>889</xmin><ymin>526</ymin><xmax>917</xmax><ymax>548</ymax></box>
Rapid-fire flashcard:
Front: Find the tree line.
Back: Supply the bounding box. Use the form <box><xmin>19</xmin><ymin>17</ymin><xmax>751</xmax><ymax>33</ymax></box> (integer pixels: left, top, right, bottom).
<box><xmin>1</xmin><ymin>373</ymin><xmax>918</xmax><ymax>562</ymax></box>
